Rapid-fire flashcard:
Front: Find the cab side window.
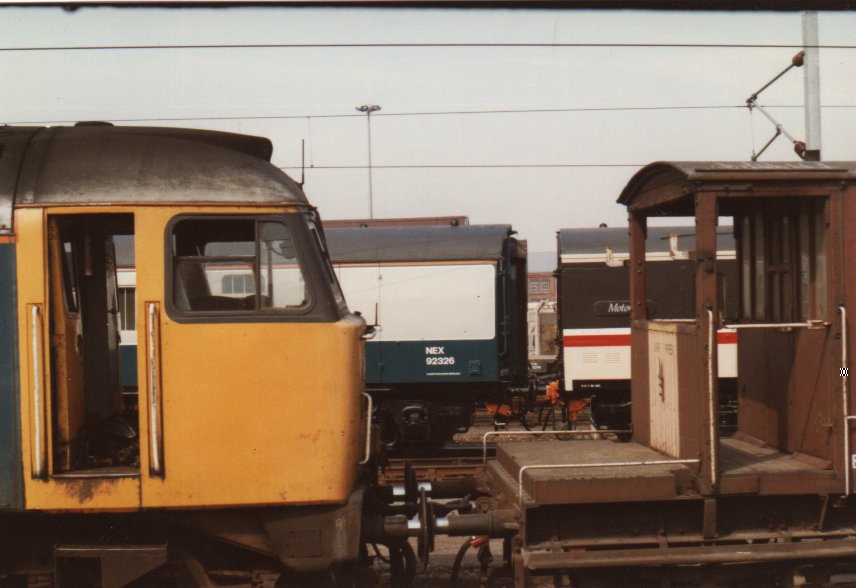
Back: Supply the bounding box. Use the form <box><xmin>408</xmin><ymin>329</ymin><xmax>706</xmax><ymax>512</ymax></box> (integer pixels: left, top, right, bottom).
<box><xmin>171</xmin><ymin>217</ymin><xmax>310</xmax><ymax>314</ymax></box>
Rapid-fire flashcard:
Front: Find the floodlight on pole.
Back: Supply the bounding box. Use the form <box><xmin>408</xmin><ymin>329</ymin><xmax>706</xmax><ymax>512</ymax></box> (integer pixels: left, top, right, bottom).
<box><xmin>356</xmin><ymin>104</ymin><xmax>381</xmax><ymax>219</ymax></box>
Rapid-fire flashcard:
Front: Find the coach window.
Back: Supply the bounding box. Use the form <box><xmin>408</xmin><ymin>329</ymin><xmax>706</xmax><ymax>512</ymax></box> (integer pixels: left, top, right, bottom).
<box><xmin>737</xmin><ymin>200</ymin><xmax>826</xmax><ymax>323</ymax></box>
<box><xmin>118</xmin><ymin>287</ymin><xmax>136</xmax><ymax>331</ymax></box>
<box><xmin>171</xmin><ymin>217</ymin><xmax>310</xmax><ymax>315</ymax></box>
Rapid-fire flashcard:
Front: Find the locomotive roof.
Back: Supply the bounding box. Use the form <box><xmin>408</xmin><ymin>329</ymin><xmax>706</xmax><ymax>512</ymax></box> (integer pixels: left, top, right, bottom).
<box><xmin>618</xmin><ymin>161</ymin><xmax>856</xmax><ymax>213</ymax></box>
<box><xmin>558</xmin><ymin>226</ymin><xmax>735</xmax><ymax>256</ymax></box>
<box><xmin>325</xmin><ymin>224</ymin><xmax>517</xmax><ymax>263</ymax></box>
<box><xmin>0</xmin><ymin>124</ymin><xmax>307</xmax><ymax>233</ymax></box>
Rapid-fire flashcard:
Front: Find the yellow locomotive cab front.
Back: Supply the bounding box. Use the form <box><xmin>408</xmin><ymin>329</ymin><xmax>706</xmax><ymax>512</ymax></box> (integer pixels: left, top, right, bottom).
<box><xmin>10</xmin><ymin>126</ymin><xmax>367</xmax><ymax>513</ymax></box>
<box><xmin>17</xmin><ymin>205</ymin><xmax>366</xmax><ymax>511</ymax></box>
<box><xmin>137</xmin><ymin>207</ymin><xmax>366</xmax><ymax>508</ymax></box>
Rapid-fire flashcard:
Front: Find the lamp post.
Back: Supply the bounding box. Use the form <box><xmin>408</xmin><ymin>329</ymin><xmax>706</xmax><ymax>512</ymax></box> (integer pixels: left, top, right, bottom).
<box><xmin>356</xmin><ymin>104</ymin><xmax>381</xmax><ymax>219</ymax></box>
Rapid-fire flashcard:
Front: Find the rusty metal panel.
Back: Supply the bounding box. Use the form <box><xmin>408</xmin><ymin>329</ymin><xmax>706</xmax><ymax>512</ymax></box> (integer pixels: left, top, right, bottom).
<box><xmin>629</xmin><ymin>212</ymin><xmax>650</xmax><ymax>445</ymax></box>
<box><xmin>788</xmin><ymin>329</ymin><xmax>834</xmax><ymax>459</ymax></box>
<box><xmin>737</xmin><ymin>328</ymin><xmax>834</xmax><ymax>466</ymax></box>
<box><xmin>839</xmin><ymin>185</ymin><xmax>856</xmax><ymax>490</ymax></box>
<box><xmin>737</xmin><ymin>330</ymin><xmax>790</xmax><ymax>447</ymax></box>
<box><xmin>492</xmin><ymin>440</ymin><xmax>692</xmax><ymax>507</ymax></box>
<box><xmin>617</xmin><ymin>161</ymin><xmax>855</xmax><ymax>211</ymax></box>
<box><xmin>718</xmin><ymin>436</ymin><xmax>838</xmax><ymax>495</ymax></box>
<box><xmin>678</xmin><ymin>325</ymin><xmax>706</xmax><ymax>464</ymax></box>
<box><xmin>631</xmin><ymin>323</ymin><xmax>651</xmax><ymax>445</ymax></box>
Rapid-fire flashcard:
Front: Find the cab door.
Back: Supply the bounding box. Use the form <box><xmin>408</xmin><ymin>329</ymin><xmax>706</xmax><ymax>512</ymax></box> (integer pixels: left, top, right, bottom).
<box><xmin>18</xmin><ymin>210</ymin><xmax>140</xmax><ymax>511</ymax></box>
<box><xmin>137</xmin><ymin>210</ymin><xmax>362</xmax><ymax>509</ymax></box>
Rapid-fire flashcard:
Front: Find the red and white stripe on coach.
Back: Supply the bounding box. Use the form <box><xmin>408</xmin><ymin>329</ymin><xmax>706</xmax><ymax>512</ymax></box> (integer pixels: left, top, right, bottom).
<box><xmin>562</xmin><ymin>328</ymin><xmax>737</xmax><ymax>391</ymax></box>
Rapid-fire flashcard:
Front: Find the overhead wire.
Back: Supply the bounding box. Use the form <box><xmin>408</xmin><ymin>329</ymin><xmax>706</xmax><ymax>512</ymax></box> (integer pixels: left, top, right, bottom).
<box><xmin>4</xmin><ymin>38</ymin><xmax>847</xmax><ymax>168</ymax></box>
<box><xmin>2</xmin><ymin>42</ymin><xmax>856</xmax><ymax>52</ymax></box>
<box><xmin>278</xmin><ymin>163</ymin><xmax>643</xmax><ymax>169</ymax></box>
<box><xmin>5</xmin><ymin>104</ymin><xmax>854</xmax><ymax>126</ymax></box>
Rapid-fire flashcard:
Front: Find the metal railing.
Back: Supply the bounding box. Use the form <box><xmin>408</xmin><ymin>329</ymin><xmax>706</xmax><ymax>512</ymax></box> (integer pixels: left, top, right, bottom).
<box><xmin>840</xmin><ymin>306</ymin><xmax>852</xmax><ymax>495</ymax></box>
<box><xmin>722</xmin><ymin>320</ymin><xmax>828</xmax><ymax>330</ymax></box>
<box><xmin>707</xmin><ymin>309</ymin><xmax>718</xmax><ymax>488</ymax></box>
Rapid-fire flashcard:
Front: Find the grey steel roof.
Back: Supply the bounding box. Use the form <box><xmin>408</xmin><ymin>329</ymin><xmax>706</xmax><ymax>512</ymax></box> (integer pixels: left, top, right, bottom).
<box><xmin>0</xmin><ymin>125</ymin><xmax>307</xmax><ymax>233</ymax></box>
<box><xmin>558</xmin><ymin>226</ymin><xmax>735</xmax><ymax>255</ymax></box>
<box><xmin>325</xmin><ymin>224</ymin><xmax>514</xmax><ymax>263</ymax></box>
<box><xmin>618</xmin><ymin>160</ymin><xmax>856</xmax><ymax>209</ymax></box>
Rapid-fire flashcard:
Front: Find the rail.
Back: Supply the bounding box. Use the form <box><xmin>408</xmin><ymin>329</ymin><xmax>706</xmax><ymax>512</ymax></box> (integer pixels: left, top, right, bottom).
<box><xmin>517</xmin><ymin>458</ymin><xmax>700</xmax><ymax>506</ymax></box>
<box><xmin>482</xmin><ymin>429</ymin><xmax>629</xmax><ymax>465</ymax></box>
<box><xmin>359</xmin><ymin>392</ymin><xmax>372</xmax><ymax>465</ymax></box>
<box><xmin>31</xmin><ymin>305</ymin><xmax>45</xmax><ymax>478</ymax></box>
<box><xmin>841</xmin><ymin>306</ymin><xmax>852</xmax><ymax>495</ymax></box>
<box><xmin>707</xmin><ymin>309</ymin><xmax>718</xmax><ymax>488</ymax></box>
<box><xmin>722</xmin><ymin>320</ymin><xmax>828</xmax><ymax>330</ymax></box>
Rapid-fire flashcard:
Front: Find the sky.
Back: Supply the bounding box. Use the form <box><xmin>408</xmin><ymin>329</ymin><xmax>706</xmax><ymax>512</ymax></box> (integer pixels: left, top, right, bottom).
<box><xmin>2</xmin><ymin>7</ymin><xmax>855</xmax><ymax>268</ymax></box>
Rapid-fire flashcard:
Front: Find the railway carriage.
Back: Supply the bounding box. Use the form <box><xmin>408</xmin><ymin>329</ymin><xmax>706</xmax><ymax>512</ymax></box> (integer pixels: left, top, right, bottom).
<box><xmin>488</xmin><ymin>161</ymin><xmax>856</xmax><ymax>586</ymax></box>
<box><xmin>325</xmin><ymin>224</ymin><xmax>530</xmax><ymax>451</ymax></box>
<box><xmin>557</xmin><ymin>226</ymin><xmax>739</xmax><ymax>430</ymax></box>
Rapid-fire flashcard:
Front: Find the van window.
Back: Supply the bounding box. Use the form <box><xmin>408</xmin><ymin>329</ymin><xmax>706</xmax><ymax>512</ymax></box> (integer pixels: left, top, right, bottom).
<box><xmin>737</xmin><ymin>200</ymin><xmax>826</xmax><ymax>322</ymax></box>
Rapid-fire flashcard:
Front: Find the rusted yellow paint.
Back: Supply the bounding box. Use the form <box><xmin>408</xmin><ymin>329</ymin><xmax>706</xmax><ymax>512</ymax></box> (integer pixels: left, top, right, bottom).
<box><xmin>23</xmin><ymin>476</ymin><xmax>143</xmax><ymax>512</ymax></box>
<box><xmin>135</xmin><ymin>207</ymin><xmax>362</xmax><ymax>508</ymax></box>
<box><xmin>142</xmin><ymin>319</ymin><xmax>363</xmax><ymax>507</ymax></box>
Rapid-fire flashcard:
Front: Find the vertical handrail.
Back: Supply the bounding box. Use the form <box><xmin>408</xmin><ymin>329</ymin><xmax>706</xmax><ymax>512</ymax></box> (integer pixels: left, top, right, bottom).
<box><xmin>707</xmin><ymin>309</ymin><xmax>718</xmax><ymax>488</ymax></box>
<box><xmin>148</xmin><ymin>303</ymin><xmax>163</xmax><ymax>476</ymax></box>
<box><xmin>31</xmin><ymin>305</ymin><xmax>45</xmax><ymax>478</ymax></box>
<box><xmin>840</xmin><ymin>305</ymin><xmax>850</xmax><ymax>495</ymax></box>
<box><xmin>359</xmin><ymin>392</ymin><xmax>373</xmax><ymax>465</ymax></box>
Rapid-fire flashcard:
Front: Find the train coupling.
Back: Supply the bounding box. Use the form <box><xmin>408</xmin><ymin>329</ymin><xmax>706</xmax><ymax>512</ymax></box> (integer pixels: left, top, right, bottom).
<box><xmin>365</xmin><ymin>463</ymin><xmax>516</xmax><ymax>569</ymax></box>
<box><xmin>377</xmin><ymin>461</ymin><xmax>490</xmax><ymax>504</ymax></box>
<box><xmin>362</xmin><ymin>506</ymin><xmax>517</xmax><ymax>570</ymax></box>
<box><xmin>366</xmin><ymin>510</ymin><xmax>517</xmax><ymax>541</ymax></box>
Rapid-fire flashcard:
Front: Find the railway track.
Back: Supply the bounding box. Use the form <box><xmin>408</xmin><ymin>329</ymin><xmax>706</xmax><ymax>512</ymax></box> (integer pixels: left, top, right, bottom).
<box><xmin>378</xmin><ymin>407</ymin><xmax>607</xmax><ymax>485</ymax></box>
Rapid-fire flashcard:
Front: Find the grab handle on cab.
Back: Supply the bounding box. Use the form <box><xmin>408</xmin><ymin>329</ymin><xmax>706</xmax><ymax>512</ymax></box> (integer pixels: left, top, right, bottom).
<box><xmin>147</xmin><ymin>303</ymin><xmax>164</xmax><ymax>476</ymax></box>
<box><xmin>31</xmin><ymin>304</ymin><xmax>46</xmax><ymax>478</ymax></box>
<box><xmin>359</xmin><ymin>392</ymin><xmax>373</xmax><ymax>465</ymax></box>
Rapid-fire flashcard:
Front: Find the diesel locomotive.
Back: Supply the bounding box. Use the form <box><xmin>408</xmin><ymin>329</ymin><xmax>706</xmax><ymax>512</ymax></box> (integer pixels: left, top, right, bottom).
<box><xmin>325</xmin><ymin>224</ymin><xmax>530</xmax><ymax>451</ymax></box>
<box><xmin>0</xmin><ymin>124</ymin><xmax>510</xmax><ymax>587</ymax></box>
